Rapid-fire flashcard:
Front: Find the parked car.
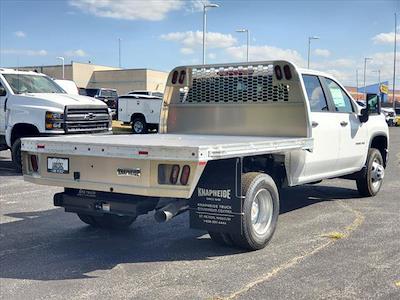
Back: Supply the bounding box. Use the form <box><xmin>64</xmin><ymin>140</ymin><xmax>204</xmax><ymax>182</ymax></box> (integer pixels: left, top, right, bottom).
<box><xmin>381</xmin><ymin>107</ymin><xmax>396</xmax><ymax>126</ymax></box>
<box><xmin>0</xmin><ymin>68</ymin><xmax>112</xmax><ymax>172</ymax></box>
<box><xmin>118</xmin><ymin>94</ymin><xmax>162</xmax><ymax>133</ymax></box>
<box><xmin>22</xmin><ymin>60</ymin><xmax>388</xmax><ymax>251</ymax></box>
<box><xmin>128</xmin><ymin>90</ymin><xmax>163</xmax><ymax>98</ymax></box>
<box><xmin>83</xmin><ymin>88</ymin><xmax>118</xmax><ymax>117</ymax></box>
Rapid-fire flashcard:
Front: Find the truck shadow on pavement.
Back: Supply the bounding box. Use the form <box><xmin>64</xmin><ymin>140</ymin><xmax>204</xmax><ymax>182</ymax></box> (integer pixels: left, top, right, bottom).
<box><xmin>0</xmin><ymin>184</ymin><xmax>360</xmax><ymax>281</ymax></box>
<box><xmin>0</xmin><ymin>153</ymin><xmax>20</xmax><ymax>177</ymax></box>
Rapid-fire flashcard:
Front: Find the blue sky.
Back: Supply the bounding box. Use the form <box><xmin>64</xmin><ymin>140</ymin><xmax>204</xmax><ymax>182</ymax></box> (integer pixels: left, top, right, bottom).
<box><xmin>0</xmin><ymin>0</ymin><xmax>398</xmax><ymax>87</ymax></box>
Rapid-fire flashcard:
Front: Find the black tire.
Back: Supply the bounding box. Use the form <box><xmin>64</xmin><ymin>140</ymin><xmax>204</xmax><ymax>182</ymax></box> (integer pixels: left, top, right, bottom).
<box><xmin>356</xmin><ymin>148</ymin><xmax>384</xmax><ymax>197</ymax></box>
<box><xmin>131</xmin><ymin>117</ymin><xmax>147</xmax><ymax>134</ymax></box>
<box><xmin>231</xmin><ymin>172</ymin><xmax>280</xmax><ymax>251</ymax></box>
<box><xmin>77</xmin><ymin>213</ymin><xmax>97</xmax><ymax>226</ymax></box>
<box><xmin>208</xmin><ymin>231</ymin><xmax>234</xmax><ymax>247</ymax></box>
<box><xmin>11</xmin><ymin>138</ymin><xmax>22</xmax><ymax>173</ymax></box>
<box><xmin>93</xmin><ymin>214</ymin><xmax>136</xmax><ymax>229</ymax></box>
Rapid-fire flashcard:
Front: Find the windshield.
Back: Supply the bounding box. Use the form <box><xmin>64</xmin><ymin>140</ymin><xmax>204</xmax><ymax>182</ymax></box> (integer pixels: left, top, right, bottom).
<box><xmin>3</xmin><ymin>74</ymin><xmax>65</xmax><ymax>94</ymax></box>
<box><xmin>100</xmin><ymin>90</ymin><xmax>118</xmax><ymax>98</ymax></box>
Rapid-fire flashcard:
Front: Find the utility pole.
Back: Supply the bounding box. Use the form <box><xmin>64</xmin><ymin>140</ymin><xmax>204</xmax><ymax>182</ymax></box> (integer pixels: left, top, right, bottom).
<box><xmin>307</xmin><ymin>36</ymin><xmax>319</xmax><ymax>69</ymax></box>
<box><xmin>57</xmin><ymin>56</ymin><xmax>65</xmax><ymax>79</ymax></box>
<box><xmin>356</xmin><ymin>69</ymin><xmax>359</xmax><ymax>100</ymax></box>
<box><xmin>202</xmin><ymin>3</ymin><xmax>219</xmax><ymax>65</ymax></box>
<box><xmin>363</xmin><ymin>57</ymin><xmax>372</xmax><ymax>100</ymax></box>
<box><xmin>393</xmin><ymin>13</ymin><xmax>397</xmax><ymax>110</ymax></box>
<box><xmin>236</xmin><ymin>28</ymin><xmax>250</xmax><ymax>62</ymax></box>
<box><xmin>118</xmin><ymin>38</ymin><xmax>122</xmax><ymax>68</ymax></box>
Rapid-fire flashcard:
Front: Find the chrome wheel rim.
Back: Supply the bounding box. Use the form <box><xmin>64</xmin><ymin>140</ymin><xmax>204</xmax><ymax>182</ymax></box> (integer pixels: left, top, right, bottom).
<box><xmin>370</xmin><ymin>158</ymin><xmax>384</xmax><ymax>191</ymax></box>
<box><xmin>250</xmin><ymin>188</ymin><xmax>273</xmax><ymax>236</ymax></box>
<box><xmin>133</xmin><ymin>121</ymin><xmax>144</xmax><ymax>133</ymax></box>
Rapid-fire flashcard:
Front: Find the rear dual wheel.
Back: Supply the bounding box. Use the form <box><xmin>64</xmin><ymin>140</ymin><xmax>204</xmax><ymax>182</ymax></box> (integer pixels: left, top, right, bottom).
<box><xmin>209</xmin><ymin>172</ymin><xmax>279</xmax><ymax>251</ymax></box>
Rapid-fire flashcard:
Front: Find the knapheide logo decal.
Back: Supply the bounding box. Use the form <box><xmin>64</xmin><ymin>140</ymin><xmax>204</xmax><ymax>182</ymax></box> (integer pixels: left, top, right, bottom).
<box><xmin>197</xmin><ymin>188</ymin><xmax>231</xmax><ymax>200</ymax></box>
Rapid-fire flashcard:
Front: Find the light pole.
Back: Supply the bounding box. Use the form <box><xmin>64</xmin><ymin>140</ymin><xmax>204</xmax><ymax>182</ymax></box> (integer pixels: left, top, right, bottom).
<box><xmin>56</xmin><ymin>56</ymin><xmax>65</xmax><ymax>79</ymax></box>
<box><xmin>202</xmin><ymin>3</ymin><xmax>219</xmax><ymax>65</ymax></box>
<box><xmin>118</xmin><ymin>38</ymin><xmax>122</xmax><ymax>68</ymax></box>
<box><xmin>372</xmin><ymin>69</ymin><xmax>381</xmax><ymax>87</ymax></box>
<box><xmin>356</xmin><ymin>69</ymin><xmax>359</xmax><ymax>100</ymax></box>
<box><xmin>392</xmin><ymin>12</ymin><xmax>397</xmax><ymax>110</ymax></box>
<box><xmin>363</xmin><ymin>57</ymin><xmax>372</xmax><ymax>99</ymax></box>
<box><xmin>307</xmin><ymin>36</ymin><xmax>319</xmax><ymax>69</ymax></box>
<box><xmin>236</xmin><ymin>28</ymin><xmax>250</xmax><ymax>62</ymax></box>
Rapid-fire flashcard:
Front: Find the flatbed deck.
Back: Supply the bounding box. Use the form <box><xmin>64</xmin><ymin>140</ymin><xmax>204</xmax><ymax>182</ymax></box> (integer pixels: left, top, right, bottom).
<box><xmin>22</xmin><ymin>134</ymin><xmax>313</xmax><ymax>161</ymax></box>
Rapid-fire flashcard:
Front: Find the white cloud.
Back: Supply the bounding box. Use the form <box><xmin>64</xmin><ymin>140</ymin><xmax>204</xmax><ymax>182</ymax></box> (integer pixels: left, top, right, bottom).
<box><xmin>208</xmin><ymin>53</ymin><xmax>216</xmax><ymax>59</ymax></box>
<box><xmin>225</xmin><ymin>45</ymin><xmax>305</xmax><ymax>66</ymax></box>
<box><xmin>314</xmin><ymin>48</ymin><xmax>330</xmax><ymax>57</ymax></box>
<box><xmin>372</xmin><ymin>30</ymin><xmax>397</xmax><ymax>44</ymax></box>
<box><xmin>161</xmin><ymin>31</ymin><xmax>236</xmax><ymax>50</ymax></box>
<box><xmin>69</xmin><ymin>0</ymin><xmax>184</xmax><ymax>21</ymax></box>
<box><xmin>65</xmin><ymin>49</ymin><xmax>87</xmax><ymax>57</ymax></box>
<box><xmin>14</xmin><ymin>31</ymin><xmax>26</xmax><ymax>38</ymax></box>
<box><xmin>180</xmin><ymin>47</ymin><xmax>194</xmax><ymax>55</ymax></box>
<box><xmin>1</xmin><ymin>49</ymin><xmax>47</xmax><ymax>56</ymax></box>
<box><xmin>188</xmin><ymin>0</ymin><xmax>210</xmax><ymax>12</ymax></box>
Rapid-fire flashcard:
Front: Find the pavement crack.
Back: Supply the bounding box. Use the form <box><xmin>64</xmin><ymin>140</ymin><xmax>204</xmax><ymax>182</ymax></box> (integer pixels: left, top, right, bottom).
<box><xmin>216</xmin><ymin>201</ymin><xmax>365</xmax><ymax>300</ymax></box>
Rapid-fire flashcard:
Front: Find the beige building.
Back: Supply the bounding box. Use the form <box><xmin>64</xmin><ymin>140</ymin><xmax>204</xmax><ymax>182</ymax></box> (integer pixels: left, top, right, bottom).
<box><xmin>17</xmin><ymin>62</ymin><xmax>168</xmax><ymax>95</ymax></box>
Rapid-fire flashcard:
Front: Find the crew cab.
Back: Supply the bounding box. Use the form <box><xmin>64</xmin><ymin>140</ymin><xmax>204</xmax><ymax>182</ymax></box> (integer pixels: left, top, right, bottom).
<box><xmin>0</xmin><ymin>68</ymin><xmax>112</xmax><ymax>172</ymax></box>
<box><xmin>22</xmin><ymin>61</ymin><xmax>388</xmax><ymax>250</ymax></box>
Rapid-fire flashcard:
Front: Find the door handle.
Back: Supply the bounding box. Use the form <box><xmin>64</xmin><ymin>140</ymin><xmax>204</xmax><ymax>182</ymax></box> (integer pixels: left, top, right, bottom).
<box><xmin>340</xmin><ymin>121</ymin><xmax>348</xmax><ymax>126</ymax></box>
<box><xmin>312</xmin><ymin>121</ymin><xmax>319</xmax><ymax>128</ymax></box>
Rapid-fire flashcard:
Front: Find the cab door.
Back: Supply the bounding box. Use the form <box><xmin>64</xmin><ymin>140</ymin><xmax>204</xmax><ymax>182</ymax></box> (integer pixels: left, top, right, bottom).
<box><xmin>301</xmin><ymin>75</ymin><xmax>340</xmax><ymax>181</ymax></box>
<box><xmin>322</xmin><ymin>78</ymin><xmax>368</xmax><ymax>173</ymax></box>
<box><xmin>0</xmin><ymin>80</ymin><xmax>7</xmax><ymax>134</ymax></box>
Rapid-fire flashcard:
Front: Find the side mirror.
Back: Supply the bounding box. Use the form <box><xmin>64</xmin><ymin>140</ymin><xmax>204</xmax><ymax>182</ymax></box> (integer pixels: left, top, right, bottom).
<box><xmin>366</xmin><ymin>93</ymin><xmax>381</xmax><ymax>114</ymax></box>
<box><xmin>0</xmin><ymin>87</ymin><xmax>6</xmax><ymax>96</ymax></box>
<box><xmin>359</xmin><ymin>108</ymin><xmax>369</xmax><ymax>123</ymax></box>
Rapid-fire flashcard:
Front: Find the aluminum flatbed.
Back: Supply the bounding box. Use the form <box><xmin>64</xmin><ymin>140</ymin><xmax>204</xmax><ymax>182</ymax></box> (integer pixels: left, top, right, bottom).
<box><xmin>22</xmin><ymin>134</ymin><xmax>313</xmax><ymax>162</ymax></box>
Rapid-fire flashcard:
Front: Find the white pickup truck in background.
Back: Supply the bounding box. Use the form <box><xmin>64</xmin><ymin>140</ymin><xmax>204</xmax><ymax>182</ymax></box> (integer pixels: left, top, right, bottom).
<box><xmin>22</xmin><ymin>61</ymin><xmax>388</xmax><ymax>251</ymax></box>
<box><xmin>0</xmin><ymin>68</ymin><xmax>112</xmax><ymax>172</ymax></box>
<box><xmin>118</xmin><ymin>94</ymin><xmax>162</xmax><ymax>133</ymax></box>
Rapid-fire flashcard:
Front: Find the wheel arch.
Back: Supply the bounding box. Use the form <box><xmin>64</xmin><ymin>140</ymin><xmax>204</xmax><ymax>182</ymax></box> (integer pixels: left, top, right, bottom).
<box><xmin>10</xmin><ymin>123</ymin><xmax>40</xmax><ymax>145</ymax></box>
<box><xmin>131</xmin><ymin>113</ymin><xmax>146</xmax><ymax>123</ymax></box>
<box><xmin>369</xmin><ymin>133</ymin><xmax>388</xmax><ymax>167</ymax></box>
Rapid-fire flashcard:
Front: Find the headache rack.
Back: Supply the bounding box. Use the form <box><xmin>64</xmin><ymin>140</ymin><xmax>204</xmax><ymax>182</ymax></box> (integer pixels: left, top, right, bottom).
<box><xmin>180</xmin><ymin>64</ymin><xmax>289</xmax><ymax>103</ymax></box>
<box><xmin>64</xmin><ymin>106</ymin><xmax>110</xmax><ymax>133</ymax></box>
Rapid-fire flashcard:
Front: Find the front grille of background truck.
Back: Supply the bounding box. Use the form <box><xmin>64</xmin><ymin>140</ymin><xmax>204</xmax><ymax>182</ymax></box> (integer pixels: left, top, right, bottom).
<box><xmin>64</xmin><ymin>107</ymin><xmax>109</xmax><ymax>133</ymax></box>
<box><xmin>180</xmin><ymin>64</ymin><xmax>289</xmax><ymax>104</ymax></box>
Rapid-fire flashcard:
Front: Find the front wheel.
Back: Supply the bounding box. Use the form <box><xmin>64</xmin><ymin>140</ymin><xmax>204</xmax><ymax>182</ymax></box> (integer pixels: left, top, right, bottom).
<box><xmin>231</xmin><ymin>172</ymin><xmax>280</xmax><ymax>250</ymax></box>
<box><xmin>356</xmin><ymin>148</ymin><xmax>385</xmax><ymax>197</ymax></box>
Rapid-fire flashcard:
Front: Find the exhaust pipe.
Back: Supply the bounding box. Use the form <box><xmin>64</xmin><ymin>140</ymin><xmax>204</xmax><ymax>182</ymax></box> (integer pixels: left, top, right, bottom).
<box><xmin>154</xmin><ymin>200</ymin><xmax>189</xmax><ymax>223</ymax></box>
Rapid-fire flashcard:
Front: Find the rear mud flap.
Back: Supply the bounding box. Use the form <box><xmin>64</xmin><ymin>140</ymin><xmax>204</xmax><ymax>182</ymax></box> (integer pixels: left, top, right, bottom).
<box><xmin>189</xmin><ymin>158</ymin><xmax>243</xmax><ymax>234</ymax></box>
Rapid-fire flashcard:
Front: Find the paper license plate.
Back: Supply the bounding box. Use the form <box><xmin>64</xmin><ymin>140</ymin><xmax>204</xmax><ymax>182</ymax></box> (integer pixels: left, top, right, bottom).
<box><xmin>47</xmin><ymin>157</ymin><xmax>69</xmax><ymax>174</ymax></box>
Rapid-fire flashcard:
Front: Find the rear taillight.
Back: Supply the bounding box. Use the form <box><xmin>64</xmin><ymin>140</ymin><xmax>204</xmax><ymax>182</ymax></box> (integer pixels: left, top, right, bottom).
<box><xmin>169</xmin><ymin>164</ymin><xmax>180</xmax><ymax>184</ymax></box>
<box><xmin>171</xmin><ymin>70</ymin><xmax>179</xmax><ymax>84</ymax></box>
<box><xmin>283</xmin><ymin>65</ymin><xmax>292</xmax><ymax>80</ymax></box>
<box><xmin>274</xmin><ymin>65</ymin><xmax>283</xmax><ymax>80</ymax></box>
<box><xmin>30</xmin><ymin>155</ymin><xmax>38</xmax><ymax>172</ymax></box>
<box><xmin>180</xmin><ymin>165</ymin><xmax>190</xmax><ymax>185</ymax></box>
<box><xmin>178</xmin><ymin>70</ymin><xmax>186</xmax><ymax>84</ymax></box>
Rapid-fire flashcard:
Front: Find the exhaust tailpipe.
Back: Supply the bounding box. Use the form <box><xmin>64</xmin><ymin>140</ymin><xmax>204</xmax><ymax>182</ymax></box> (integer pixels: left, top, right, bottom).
<box><xmin>154</xmin><ymin>200</ymin><xmax>189</xmax><ymax>223</ymax></box>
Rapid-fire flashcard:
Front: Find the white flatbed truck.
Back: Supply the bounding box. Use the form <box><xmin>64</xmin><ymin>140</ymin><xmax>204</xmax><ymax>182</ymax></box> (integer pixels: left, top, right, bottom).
<box><xmin>22</xmin><ymin>61</ymin><xmax>388</xmax><ymax>250</ymax></box>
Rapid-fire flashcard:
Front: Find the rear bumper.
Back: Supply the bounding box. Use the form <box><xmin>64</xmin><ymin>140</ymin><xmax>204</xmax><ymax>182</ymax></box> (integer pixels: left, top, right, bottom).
<box><xmin>54</xmin><ymin>188</ymin><xmax>159</xmax><ymax>217</ymax></box>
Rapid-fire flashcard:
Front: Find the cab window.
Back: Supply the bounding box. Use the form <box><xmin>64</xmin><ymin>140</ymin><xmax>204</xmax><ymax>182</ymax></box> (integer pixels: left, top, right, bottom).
<box><xmin>324</xmin><ymin>78</ymin><xmax>353</xmax><ymax>113</ymax></box>
<box><xmin>302</xmin><ymin>75</ymin><xmax>328</xmax><ymax>112</ymax></box>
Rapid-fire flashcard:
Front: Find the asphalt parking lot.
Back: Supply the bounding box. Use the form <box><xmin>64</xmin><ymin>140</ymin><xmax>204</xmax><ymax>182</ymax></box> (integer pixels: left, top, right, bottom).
<box><xmin>0</xmin><ymin>128</ymin><xmax>399</xmax><ymax>300</ymax></box>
